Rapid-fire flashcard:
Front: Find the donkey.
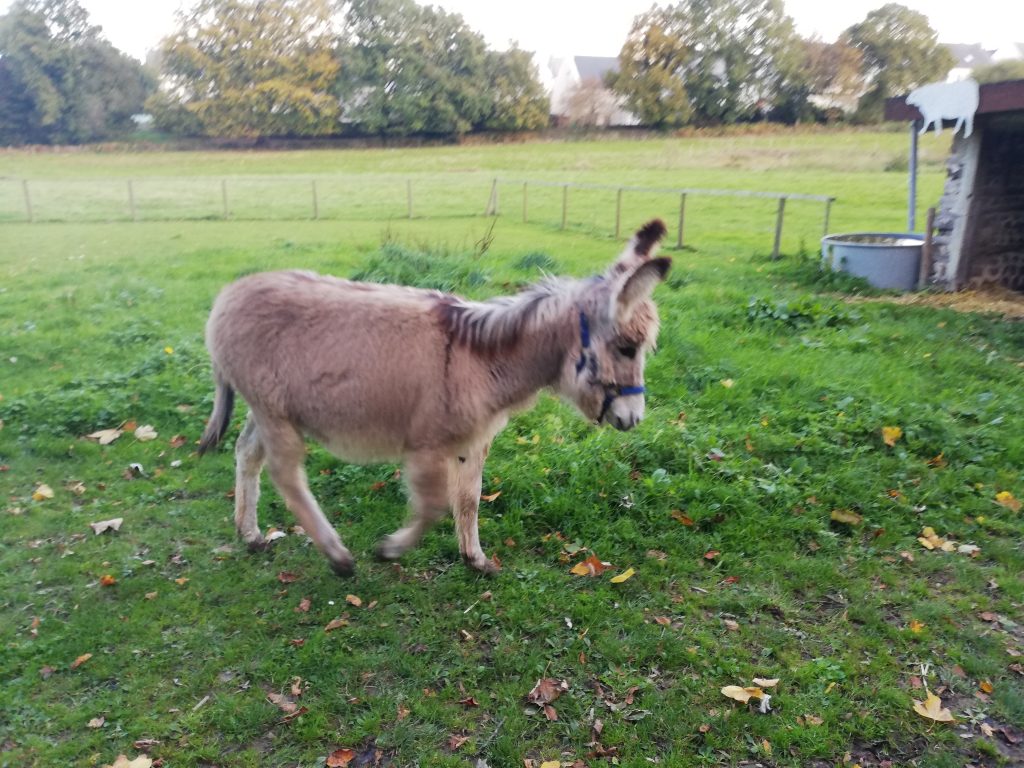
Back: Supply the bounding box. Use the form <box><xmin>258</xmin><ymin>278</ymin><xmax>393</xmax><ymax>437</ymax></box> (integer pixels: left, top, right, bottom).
<box><xmin>197</xmin><ymin>220</ymin><xmax>671</xmax><ymax>576</ymax></box>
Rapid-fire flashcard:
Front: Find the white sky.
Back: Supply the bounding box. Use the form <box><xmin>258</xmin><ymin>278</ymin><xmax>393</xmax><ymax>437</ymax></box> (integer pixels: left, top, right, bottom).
<box><xmin>0</xmin><ymin>0</ymin><xmax>1020</xmax><ymax>63</ymax></box>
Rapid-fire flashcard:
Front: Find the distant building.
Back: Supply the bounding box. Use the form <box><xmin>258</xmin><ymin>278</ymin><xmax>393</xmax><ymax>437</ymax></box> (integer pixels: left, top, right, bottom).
<box><xmin>545</xmin><ymin>55</ymin><xmax>639</xmax><ymax>127</ymax></box>
<box><xmin>943</xmin><ymin>41</ymin><xmax>1024</xmax><ymax>81</ymax></box>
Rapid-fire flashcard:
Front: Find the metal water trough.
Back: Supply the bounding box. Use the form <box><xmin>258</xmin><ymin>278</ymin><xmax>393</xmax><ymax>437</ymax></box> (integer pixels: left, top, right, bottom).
<box><xmin>821</xmin><ymin>233</ymin><xmax>924</xmax><ymax>290</ymax></box>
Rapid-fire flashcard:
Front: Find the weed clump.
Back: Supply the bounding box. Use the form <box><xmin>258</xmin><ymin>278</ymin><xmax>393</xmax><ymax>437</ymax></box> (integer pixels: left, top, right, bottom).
<box><xmin>350</xmin><ymin>242</ymin><xmax>489</xmax><ymax>294</ymax></box>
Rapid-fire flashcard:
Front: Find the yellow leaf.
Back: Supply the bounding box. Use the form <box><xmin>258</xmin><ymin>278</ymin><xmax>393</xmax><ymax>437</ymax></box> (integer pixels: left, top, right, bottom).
<box><xmin>830</xmin><ymin>509</ymin><xmax>863</xmax><ymax>525</ymax></box>
<box><xmin>912</xmin><ymin>691</ymin><xmax>955</xmax><ymax>723</ymax></box>
<box><xmin>610</xmin><ymin>567</ymin><xmax>635</xmax><ymax>584</ymax></box>
<box><xmin>995</xmin><ymin>491</ymin><xmax>1022</xmax><ymax>512</ymax></box>
<box><xmin>882</xmin><ymin>426</ymin><xmax>902</xmax><ymax>447</ymax></box>
<box><xmin>721</xmin><ymin>685</ymin><xmax>764</xmax><ymax>703</ymax></box>
<box><xmin>909</xmin><ymin>619</ymin><xmax>925</xmax><ymax>633</ymax></box>
<box><xmin>87</xmin><ymin>428</ymin><xmax>123</xmax><ymax>445</ymax></box>
<box><xmin>752</xmin><ymin>677</ymin><xmax>780</xmax><ymax>687</ymax></box>
<box><xmin>569</xmin><ymin>554</ymin><xmax>609</xmax><ymax>577</ymax></box>
<box><xmin>107</xmin><ymin>757</ymin><xmax>154</xmax><ymax>768</ymax></box>
<box><xmin>164</xmin><ymin>347</ymin><xmax>174</xmax><ymax>355</ymax></box>
<box><xmin>720</xmin><ymin>378</ymin><xmax>735</xmax><ymax>389</ymax></box>
<box><xmin>480</xmin><ymin>491</ymin><xmax>501</xmax><ymax>502</ymax></box>
<box><xmin>980</xmin><ymin>680</ymin><xmax>994</xmax><ymax>694</ymax></box>
<box><xmin>32</xmin><ymin>484</ymin><xmax>54</xmax><ymax>501</ymax></box>
<box><xmin>540</xmin><ymin>762</ymin><xmax>561</xmax><ymax>768</ymax></box>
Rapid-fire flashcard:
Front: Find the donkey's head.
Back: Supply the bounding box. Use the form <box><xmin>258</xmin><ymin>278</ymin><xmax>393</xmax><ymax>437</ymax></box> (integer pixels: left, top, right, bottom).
<box><xmin>558</xmin><ymin>220</ymin><xmax>671</xmax><ymax>431</ymax></box>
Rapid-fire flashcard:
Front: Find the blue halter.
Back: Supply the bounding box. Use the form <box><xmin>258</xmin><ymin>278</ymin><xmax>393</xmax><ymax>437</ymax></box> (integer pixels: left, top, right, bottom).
<box><xmin>576</xmin><ymin>310</ymin><xmax>646</xmax><ymax>423</ymax></box>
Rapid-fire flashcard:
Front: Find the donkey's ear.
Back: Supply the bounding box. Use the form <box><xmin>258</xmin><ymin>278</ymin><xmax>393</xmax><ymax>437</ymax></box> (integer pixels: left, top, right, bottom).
<box><xmin>615</xmin><ymin>256</ymin><xmax>672</xmax><ymax>320</ymax></box>
<box><xmin>608</xmin><ymin>219</ymin><xmax>667</xmax><ymax>276</ymax></box>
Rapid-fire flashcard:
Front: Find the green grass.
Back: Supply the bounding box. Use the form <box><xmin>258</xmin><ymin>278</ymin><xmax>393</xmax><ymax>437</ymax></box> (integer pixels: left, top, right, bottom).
<box><xmin>2</xmin><ymin>130</ymin><xmax>1023</xmax><ymax>768</ymax></box>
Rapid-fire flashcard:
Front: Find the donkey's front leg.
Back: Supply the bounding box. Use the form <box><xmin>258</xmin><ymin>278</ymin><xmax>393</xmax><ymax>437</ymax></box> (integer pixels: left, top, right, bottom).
<box><xmin>234</xmin><ymin>412</ymin><xmax>267</xmax><ymax>551</ymax></box>
<box><xmin>376</xmin><ymin>451</ymin><xmax>449</xmax><ymax>561</ymax></box>
<box><xmin>451</xmin><ymin>444</ymin><xmax>499</xmax><ymax>575</ymax></box>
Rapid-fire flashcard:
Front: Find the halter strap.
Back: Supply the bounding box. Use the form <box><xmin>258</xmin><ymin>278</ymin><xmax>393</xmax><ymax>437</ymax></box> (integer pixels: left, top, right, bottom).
<box><xmin>576</xmin><ymin>309</ymin><xmax>646</xmax><ymax>423</ymax></box>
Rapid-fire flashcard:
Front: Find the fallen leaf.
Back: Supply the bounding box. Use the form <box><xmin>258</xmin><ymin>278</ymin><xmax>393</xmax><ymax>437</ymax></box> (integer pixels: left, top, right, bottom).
<box><xmin>132</xmin><ymin>740</ymin><xmax>161</xmax><ymax>750</ymax></box>
<box><xmin>295</xmin><ymin>597</ymin><xmax>311</xmax><ymax>613</ymax></box>
<box><xmin>527</xmin><ymin>678</ymin><xmax>567</xmax><ymax>705</ymax></box>
<box><xmin>326</xmin><ymin>748</ymin><xmax>356</xmax><ymax>767</ymax></box>
<box><xmin>277</xmin><ymin>571</ymin><xmax>300</xmax><ymax>584</ymax></box>
<box><xmin>87</xmin><ymin>716</ymin><xmax>105</xmax><ymax>728</ymax></box>
<box><xmin>89</xmin><ymin>518</ymin><xmax>123</xmax><ymax>535</ymax></box>
<box><xmin>71</xmin><ymin>653</ymin><xmax>92</xmax><ymax>669</ymax></box>
<box><xmin>752</xmin><ymin>678</ymin><xmax>780</xmax><ymax>688</ymax></box>
<box><xmin>169</xmin><ymin>434</ymin><xmax>188</xmax><ymax>448</ymax></box>
<box><xmin>480</xmin><ymin>491</ymin><xmax>501</xmax><ymax>502</ymax></box>
<box><xmin>721</xmin><ymin>685</ymin><xmax>765</xmax><ymax>704</ymax></box>
<box><xmin>66</xmin><ymin>480</ymin><xmax>86</xmax><ymax>495</ymax></box>
<box><xmin>100</xmin><ymin>574</ymin><xmax>116</xmax><ymax>587</ymax></box>
<box><xmin>145</xmin><ymin>592</ymin><xmax>157</xmax><ymax>600</ymax></box>
<box><xmin>912</xmin><ymin>691</ymin><xmax>955</xmax><ymax>723</ymax></box>
<box><xmin>995</xmin><ymin>491</ymin><xmax>1021</xmax><ymax>512</ymax></box>
<box><xmin>267</xmin><ymin>691</ymin><xmax>298</xmax><ymax>714</ymax></box>
<box><xmin>958</xmin><ymin>543</ymin><xmax>980</xmax><ymax>556</ymax></box>
<box><xmin>458</xmin><ymin>696</ymin><xmax>479</xmax><ymax>708</ymax></box>
<box><xmin>830</xmin><ymin>509</ymin><xmax>863</xmax><ymax>525</ymax></box>
<box><xmin>610</xmin><ymin>567</ymin><xmax>635</xmax><ymax>584</ymax></box>
<box><xmin>448</xmin><ymin>734</ymin><xmax>469</xmax><ymax>750</ymax></box>
<box><xmin>703</xmin><ymin>550</ymin><xmax>720</xmax><ymax>560</ymax></box>
<box><xmin>134</xmin><ymin>425</ymin><xmax>157</xmax><ymax>441</ymax></box>
<box><xmin>720</xmin><ymin>378</ymin><xmax>734</xmax><ymax>388</ymax></box>
<box><xmin>539</xmin><ymin>762</ymin><xmax>560</xmax><ymax>768</ymax></box>
<box><xmin>570</xmin><ymin>554</ymin><xmax>610</xmax><ymax>576</ymax></box>
<box><xmin>345</xmin><ymin>594</ymin><xmax>362</xmax><ymax>607</ymax></box>
<box><xmin>980</xmin><ymin>680</ymin><xmax>994</xmax><ymax>694</ymax></box>
<box><xmin>324</xmin><ymin>618</ymin><xmax>348</xmax><ymax>632</ymax></box>
<box><xmin>40</xmin><ymin>665</ymin><xmax>55</xmax><ymax>679</ymax></box>
<box><xmin>909</xmin><ymin>619</ymin><xmax>925</xmax><ymax>633</ymax></box>
<box><xmin>174</xmin><ymin>577</ymin><xmax>189</xmax><ymax>586</ymax></box>
<box><xmin>882</xmin><ymin>426</ymin><xmax>902</xmax><ymax>447</ymax></box>
<box><xmin>671</xmin><ymin>510</ymin><xmax>694</xmax><ymax>526</ymax></box>
<box><xmin>801</xmin><ymin>714</ymin><xmax>824</xmax><ymax>726</ymax></box>
<box><xmin>981</xmin><ymin>723</ymin><xmax>995</xmax><ymax>738</ymax></box>
<box><xmin>87</xmin><ymin>429</ymin><xmax>122</xmax><ymax>445</ymax></box>
<box><xmin>32</xmin><ymin>484</ymin><xmax>54</xmax><ymax>501</ymax></box>
<box><xmin>106</xmin><ymin>757</ymin><xmax>153</xmax><ymax>768</ymax></box>
<box><xmin>723</xmin><ymin>619</ymin><xmax>740</xmax><ymax>631</ymax></box>
<box><xmin>654</xmin><ymin>616</ymin><xmax>671</xmax><ymax>626</ymax></box>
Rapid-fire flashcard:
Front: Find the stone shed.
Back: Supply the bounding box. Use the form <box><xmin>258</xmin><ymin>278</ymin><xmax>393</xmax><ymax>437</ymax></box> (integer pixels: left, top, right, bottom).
<box><xmin>886</xmin><ymin>79</ymin><xmax>1024</xmax><ymax>290</ymax></box>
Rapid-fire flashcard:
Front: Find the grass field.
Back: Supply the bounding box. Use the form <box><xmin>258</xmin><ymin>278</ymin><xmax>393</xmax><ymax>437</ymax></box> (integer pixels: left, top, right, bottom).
<box><xmin>1</xmin><ymin>129</ymin><xmax>1023</xmax><ymax>768</ymax></box>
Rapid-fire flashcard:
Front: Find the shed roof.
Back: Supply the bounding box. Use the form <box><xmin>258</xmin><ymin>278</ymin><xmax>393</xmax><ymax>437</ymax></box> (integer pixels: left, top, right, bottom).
<box><xmin>885</xmin><ymin>78</ymin><xmax>1024</xmax><ymax>121</ymax></box>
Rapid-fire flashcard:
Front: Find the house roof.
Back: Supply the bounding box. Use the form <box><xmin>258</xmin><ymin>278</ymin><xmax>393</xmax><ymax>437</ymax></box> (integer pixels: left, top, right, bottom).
<box><xmin>944</xmin><ymin>43</ymin><xmax>996</xmax><ymax>69</ymax></box>
<box><xmin>885</xmin><ymin>78</ymin><xmax>1024</xmax><ymax>121</ymax></box>
<box><xmin>574</xmin><ymin>56</ymin><xmax>619</xmax><ymax>81</ymax></box>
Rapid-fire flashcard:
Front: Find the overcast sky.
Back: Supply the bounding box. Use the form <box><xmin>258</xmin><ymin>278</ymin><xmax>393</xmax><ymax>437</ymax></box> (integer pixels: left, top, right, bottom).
<box><xmin>1</xmin><ymin>0</ymin><xmax>1020</xmax><ymax>62</ymax></box>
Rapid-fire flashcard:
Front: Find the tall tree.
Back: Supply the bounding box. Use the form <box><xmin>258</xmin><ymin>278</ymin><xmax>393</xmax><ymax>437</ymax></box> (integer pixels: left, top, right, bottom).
<box><xmin>0</xmin><ymin>0</ymin><xmax>152</xmax><ymax>144</ymax></box>
<box><xmin>611</xmin><ymin>0</ymin><xmax>800</xmax><ymax>127</ymax></box>
<box><xmin>841</xmin><ymin>3</ymin><xmax>954</xmax><ymax>121</ymax></box>
<box><xmin>335</xmin><ymin>0</ymin><xmax>491</xmax><ymax>136</ymax></box>
<box><xmin>149</xmin><ymin>0</ymin><xmax>340</xmax><ymax>138</ymax></box>
<box><xmin>481</xmin><ymin>46</ymin><xmax>549</xmax><ymax>132</ymax></box>
<box><xmin>771</xmin><ymin>38</ymin><xmax>866</xmax><ymax>122</ymax></box>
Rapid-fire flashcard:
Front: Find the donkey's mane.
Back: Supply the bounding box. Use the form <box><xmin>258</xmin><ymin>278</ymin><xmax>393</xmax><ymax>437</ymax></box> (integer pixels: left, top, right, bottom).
<box><xmin>437</xmin><ymin>276</ymin><xmax>584</xmax><ymax>353</ymax></box>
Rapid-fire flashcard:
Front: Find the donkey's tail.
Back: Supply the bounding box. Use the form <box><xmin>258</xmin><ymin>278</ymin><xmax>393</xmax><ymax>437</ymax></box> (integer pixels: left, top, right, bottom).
<box><xmin>197</xmin><ymin>377</ymin><xmax>235</xmax><ymax>456</ymax></box>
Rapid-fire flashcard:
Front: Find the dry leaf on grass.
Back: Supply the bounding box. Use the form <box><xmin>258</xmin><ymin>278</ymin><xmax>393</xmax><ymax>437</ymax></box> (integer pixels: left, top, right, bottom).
<box><xmin>134</xmin><ymin>425</ymin><xmax>158</xmax><ymax>442</ymax></box>
<box><xmin>570</xmin><ymin>554</ymin><xmax>610</xmax><ymax>576</ymax></box>
<box><xmin>882</xmin><ymin>426</ymin><xmax>902</xmax><ymax>447</ymax></box>
<box><xmin>912</xmin><ymin>691</ymin><xmax>955</xmax><ymax>722</ymax></box>
<box><xmin>89</xmin><ymin>518</ymin><xmax>123</xmax><ymax>535</ymax></box>
<box><xmin>995</xmin><ymin>491</ymin><xmax>1021</xmax><ymax>512</ymax></box>
<box><xmin>71</xmin><ymin>653</ymin><xmax>92</xmax><ymax>669</ymax></box>
<box><xmin>87</xmin><ymin>717</ymin><xmax>105</xmax><ymax>728</ymax></box>
<box><xmin>830</xmin><ymin>509</ymin><xmax>863</xmax><ymax>525</ymax></box>
<box><xmin>87</xmin><ymin>429</ymin><xmax>123</xmax><ymax>445</ymax></box>
<box><xmin>345</xmin><ymin>594</ymin><xmax>362</xmax><ymax>607</ymax></box>
<box><xmin>106</xmin><ymin>757</ymin><xmax>153</xmax><ymax>768</ymax></box>
<box><xmin>721</xmin><ymin>685</ymin><xmax>765</xmax><ymax>703</ymax></box>
<box><xmin>326</xmin><ymin>748</ymin><xmax>356</xmax><ymax>767</ymax></box>
<box><xmin>610</xmin><ymin>567</ymin><xmax>635</xmax><ymax>584</ymax></box>
<box><xmin>32</xmin><ymin>484</ymin><xmax>54</xmax><ymax>501</ymax></box>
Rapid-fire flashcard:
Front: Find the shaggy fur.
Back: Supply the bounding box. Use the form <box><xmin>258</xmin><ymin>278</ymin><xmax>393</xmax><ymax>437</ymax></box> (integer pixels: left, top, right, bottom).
<box><xmin>198</xmin><ymin>221</ymin><xmax>671</xmax><ymax>576</ymax></box>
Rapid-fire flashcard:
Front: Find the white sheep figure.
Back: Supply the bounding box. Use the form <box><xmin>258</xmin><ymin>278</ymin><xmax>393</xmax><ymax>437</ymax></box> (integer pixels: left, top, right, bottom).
<box><xmin>906</xmin><ymin>79</ymin><xmax>979</xmax><ymax>137</ymax></box>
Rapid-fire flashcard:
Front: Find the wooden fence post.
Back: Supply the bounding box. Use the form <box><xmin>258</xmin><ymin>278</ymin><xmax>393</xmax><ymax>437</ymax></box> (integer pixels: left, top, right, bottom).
<box><xmin>615</xmin><ymin>188</ymin><xmax>622</xmax><ymax>239</ymax></box>
<box><xmin>221</xmin><ymin>179</ymin><xmax>229</xmax><ymax>219</ymax></box>
<box><xmin>22</xmin><ymin>180</ymin><xmax>33</xmax><ymax>223</ymax></box>
<box><xmin>561</xmin><ymin>184</ymin><xmax>568</xmax><ymax>230</ymax></box>
<box><xmin>522</xmin><ymin>182</ymin><xmax>528</xmax><ymax>223</ymax></box>
<box><xmin>677</xmin><ymin>193</ymin><xmax>686</xmax><ymax>249</ymax></box>
<box><xmin>311</xmin><ymin>180</ymin><xmax>319</xmax><ymax>220</ymax></box>
<box><xmin>407</xmin><ymin>180</ymin><xmax>413</xmax><ymax>219</ymax></box>
<box><xmin>771</xmin><ymin>196</ymin><xmax>787</xmax><ymax>260</ymax></box>
<box><xmin>486</xmin><ymin>179</ymin><xmax>498</xmax><ymax>216</ymax></box>
<box><xmin>127</xmin><ymin>180</ymin><xmax>137</xmax><ymax>222</ymax></box>
<box><xmin>822</xmin><ymin>197</ymin><xmax>833</xmax><ymax>239</ymax></box>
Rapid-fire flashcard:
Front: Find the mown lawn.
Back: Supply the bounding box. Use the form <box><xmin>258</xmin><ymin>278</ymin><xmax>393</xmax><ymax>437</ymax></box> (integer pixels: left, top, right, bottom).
<box><xmin>1</xmin><ymin>130</ymin><xmax>1022</xmax><ymax>768</ymax></box>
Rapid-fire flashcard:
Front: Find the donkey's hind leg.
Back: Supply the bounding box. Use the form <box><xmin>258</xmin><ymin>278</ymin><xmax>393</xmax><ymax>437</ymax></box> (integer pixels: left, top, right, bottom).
<box><xmin>376</xmin><ymin>450</ymin><xmax>449</xmax><ymax>561</ymax></box>
<box><xmin>259</xmin><ymin>418</ymin><xmax>355</xmax><ymax>577</ymax></box>
<box><xmin>234</xmin><ymin>412</ymin><xmax>267</xmax><ymax>550</ymax></box>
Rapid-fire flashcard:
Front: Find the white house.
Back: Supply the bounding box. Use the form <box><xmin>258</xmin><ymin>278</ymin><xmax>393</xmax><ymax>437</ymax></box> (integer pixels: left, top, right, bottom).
<box><xmin>544</xmin><ymin>55</ymin><xmax>639</xmax><ymax>127</ymax></box>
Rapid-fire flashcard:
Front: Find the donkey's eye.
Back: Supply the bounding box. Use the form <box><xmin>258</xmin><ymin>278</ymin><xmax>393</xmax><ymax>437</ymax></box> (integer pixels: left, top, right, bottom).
<box><xmin>618</xmin><ymin>345</ymin><xmax>637</xmax><ymax>359</ymax></box>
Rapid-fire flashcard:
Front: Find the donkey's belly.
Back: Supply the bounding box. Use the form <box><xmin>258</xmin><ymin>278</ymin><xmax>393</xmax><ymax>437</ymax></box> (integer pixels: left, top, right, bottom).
<box><xmin>316</xmin><ymin>430</ymin><xmax>407</xmax><ymax>465</ymax></box>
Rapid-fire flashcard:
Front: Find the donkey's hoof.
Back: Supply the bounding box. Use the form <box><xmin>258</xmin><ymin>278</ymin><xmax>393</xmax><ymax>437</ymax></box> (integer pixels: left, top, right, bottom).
<box><xmin>464</xmin><ymin>553</ymin><xmax>501</xmax><ymax>576</ymax></box>
<box><xmin>330</xmin><ymin>556</ymin><xmax>356</xmax><ymax>578</ymax></box>
<box><xmin>374</xmin><ymin>537</ymin><xmax>404</xmax><ymax>562</ymax></box>
<box><xmin>245</xmin><ymin>536</ymin><xmax>269</xmax><ymax>552</ymax></box>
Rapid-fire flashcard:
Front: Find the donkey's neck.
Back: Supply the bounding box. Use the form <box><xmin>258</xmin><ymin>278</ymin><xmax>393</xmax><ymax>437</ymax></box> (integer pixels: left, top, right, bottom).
<box><xmin>485</xmin><ymin>308</ymin><xmax>576</xmax><ymax>410</ymax></box>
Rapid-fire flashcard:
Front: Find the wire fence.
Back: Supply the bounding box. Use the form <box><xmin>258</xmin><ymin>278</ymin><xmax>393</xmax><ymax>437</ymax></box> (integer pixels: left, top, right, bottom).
<box><xmin>1</xmin><ymin>174</ymin><xmax>837</xmax><ymax>257</ymax></box>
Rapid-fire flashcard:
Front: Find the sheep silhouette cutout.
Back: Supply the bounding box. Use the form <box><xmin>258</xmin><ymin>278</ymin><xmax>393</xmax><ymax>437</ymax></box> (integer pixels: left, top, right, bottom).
<box><xmin>906</xmin><ymin>79</ymin><xmax>979</xmax><ymax>137</ymax></box>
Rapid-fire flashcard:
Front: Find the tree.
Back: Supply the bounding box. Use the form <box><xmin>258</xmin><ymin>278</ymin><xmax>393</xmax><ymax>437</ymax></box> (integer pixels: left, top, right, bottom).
<box><xmin>972</xmin><ymin>60</ymin><xmax>1024</xmax><ymax>84</ymax></box>
<box><xmin>610</xmin><ymin>0</ymin><xmax>800</xmax><ymax>127</ymax></box>
<box><xmin>564</xmin><ymin>78</ymin><xmax>620</xmax><ymax>127</ymax></box>
<box><xmin>771</xmin><ymin>38</ymin><xmax>866</xmax><ymax>122</ymax></box>
<box><xmin>149</xmin><ymin>0</ymin><xmax>340</xmax><ymax>138</ymax></box>
<box><xmin>335</xmin><ymin>0</ymin><xmax>492</xmax><ymax>136</ymax></box>
<box><xmin>481</xmin><ymin>46</ymin><xmax>549</xmax><ymax>132</ymax></box>
<box><xmin>0</xmin><ymin>0</ymin><xmax>152</xmax><ymax>144</ymax></box>
<box><xmin>841</xmin><ymin>3</ymin><xmax>954</xmax><ymax>121</ymax></box>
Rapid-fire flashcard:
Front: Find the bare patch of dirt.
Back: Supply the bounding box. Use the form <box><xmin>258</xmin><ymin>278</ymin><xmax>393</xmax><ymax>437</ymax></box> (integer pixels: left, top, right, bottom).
<box><xmin>845</xmin><ymin>286</ymin><xmax>1024</xmax><ymax>319</ymax></box>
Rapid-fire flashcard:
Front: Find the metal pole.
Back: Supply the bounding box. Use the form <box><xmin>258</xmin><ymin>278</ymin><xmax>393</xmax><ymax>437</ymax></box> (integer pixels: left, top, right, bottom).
<box><xmin>561</xmin><ymin>184</ymin><xmax>568</xmax><ymax>230</ymax></box>
<box><xmin>221</xmin><ymin>179</ymin><xmax>229</xmax><ymax>219</ymax></box>
<box><xmin>127</xmin><ymin>180</ymin><xmax>137</xmax><ymax>222</ymax></box>
<box><xmin>407</xmin><ymin>180</ymin><xmax>413</xmax><ymax>219</ymax></box>
<box><xmin>908</xmin><ymin>120</ymin><xmax>919</xmax><ymax>231</ymax></box>
<box><xmin>22</xmin><ymin>180</ymin><xmax>33</xmax><ymax>223</ymax></box>
<box><xmin>919</xmin><ymin>206</ymin><xmax>936</xmax><ymax>288</ymax></box>
<box><xmin>823</xmin><ymin>198</ymin><xmax>833</xmax><ymax>239</ymax></box>
<box><xmin>677</xmin><ymin>193</ymin><xmax>686</xmax><ymax>249</ymax></box>
<box><xmin>522</xmin><ymin>182</ymin><xmax>528</xmax><ymax>223</ymax></box>
<box><xmin>772</xmin><ymin>197</ymin><xmax>787</xmax><ymax>260</ymax></box>
<box><xmin>615</xmin><ymin>188</ymin><xmax>622</xmax><ymax>239</ymax></box>
<box><xmin>312</xmin><ymin>180</ymin><xmax>319</xmax><ymax>220</ymax></box>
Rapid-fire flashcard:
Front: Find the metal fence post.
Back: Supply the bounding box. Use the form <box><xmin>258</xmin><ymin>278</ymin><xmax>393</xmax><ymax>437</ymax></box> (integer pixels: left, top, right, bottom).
<box><xmin>22</xmin><ymin>180</ymin><xmax>33</xmax><ymax>223</ymax></box>
<box><xmin>677</xmin><ymin>193</ymin><xmax>686</xmax><ymax>249</ymax></box>
<box><xmin>823</xmin><ymin>197</ymin><xmax>833</xmax><ymax>239</ymax></box>
<box><xmin>772</xmin><ymin>196</ymin><xmax>787</xmax><ymax>260</ymax></box>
